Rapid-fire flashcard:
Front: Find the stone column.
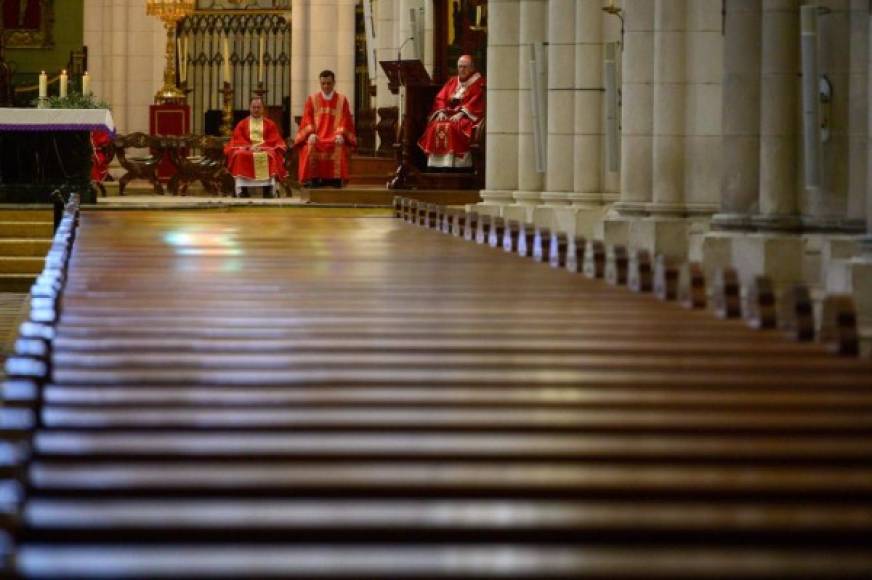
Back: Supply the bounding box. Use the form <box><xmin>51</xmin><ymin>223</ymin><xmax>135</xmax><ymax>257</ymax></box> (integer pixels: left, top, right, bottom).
<box><xmin>291</xmin><ymin>0</ymin><xmax>311</xmax><ymax>118</ymax></box>
<box><xmin>375</xmin><ymin>0</ymin><xmax>397</xmax><ymax>111</ymax></box>
<box><xmin>541</xmin><ymin>0</ymin><xmax>576</xmax><ymax>206</ymax></box>
<box><xmin>844</xmin><ymin>0</ymin><xmax>867</xmax><ymax>232</ymax></box>
<box><xmin>754</xmin><ymin>0</ymin><xmax>800</xmax><ymax>231</ymax></box>
<box><xmin>83</xmin><ymin>0</ymin><xmax>164</xmax><ymax>133</ymax></box>
<box><xmin>510</xmin><ymin>0</ymin><xmax>547</xmax><ymax>208</ymax></box>
<box><xmin>569</xmin><ymin>0</ymin><xmax>603</xmax><ymax>208</ymax></box>
<box><xmin>712</xmin><ymin>0</ymin><xmax>760</xmax><ymax>229</ymax></box>
<box><xmin>681</xmin><ymin>0</ymin><xmax>722</xmax><ymax>216</ymax></box>
<box><xmin>481</xmin><ymin>0</ymin><xmax>521</xmax><ymax>206</ymax></box>
<box><xmin>648</xmin><ymin>0</ymin><xmax>685</xmax><ymax>216</ymax></box>
<box><xmin>615</xmin><ymin>0</ymin><xmax>655</xmax><ymax>215</ymax></box>
<box><xmin>801</xmin><ymin>2</ymin><xmax>850</xmax><ymax>230</ymax></box>
<box><xmin>291</xmin><ymin>0</ymin><xmax>356</xmax><ymax>119</ymax></box>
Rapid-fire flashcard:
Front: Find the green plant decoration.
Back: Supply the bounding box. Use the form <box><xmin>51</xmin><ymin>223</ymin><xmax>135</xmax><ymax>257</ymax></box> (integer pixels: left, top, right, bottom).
<box><xmin>33</xmin><ymin>92</ymin><xmax>112</xmax><ymax>110</ymax></box>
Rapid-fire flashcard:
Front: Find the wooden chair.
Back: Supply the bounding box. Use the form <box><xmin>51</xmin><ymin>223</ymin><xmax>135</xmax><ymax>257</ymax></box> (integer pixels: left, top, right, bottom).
<box><xmin>113</xmin><ymin>132</ymin><xmax>164</xmax><ymax>195</ymax></box>
<box><xmin>166</xmin><ymin>135</ymin><xmax>233</xmax><ymax>196</ymax></box>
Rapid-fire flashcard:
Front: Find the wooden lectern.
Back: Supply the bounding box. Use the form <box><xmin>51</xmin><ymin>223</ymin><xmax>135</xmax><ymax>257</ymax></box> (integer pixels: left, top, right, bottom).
<box><xmin>380</xmin><ymin>59</ymin><xmax>438</xmax><ymax>189</ymax></box>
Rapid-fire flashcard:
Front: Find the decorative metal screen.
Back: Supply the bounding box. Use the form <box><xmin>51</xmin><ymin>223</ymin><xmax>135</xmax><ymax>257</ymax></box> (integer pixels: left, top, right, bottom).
<box><xmin>179</xmin><ymin>12</ymin><xmax>290</xmax><ymax>135</ymax></box>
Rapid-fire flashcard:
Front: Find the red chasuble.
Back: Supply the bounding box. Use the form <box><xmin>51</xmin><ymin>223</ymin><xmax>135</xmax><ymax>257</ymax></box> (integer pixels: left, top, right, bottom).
<box><xmin>417</xmin><ymin>72</ymin><xmax>485</xmax><ymax>168</ymax></box>
<box><xmin>293</xmin><ymin>92</ymin><xmax>357</xmax><ymax>182</ymax></box>
<box><xmin>90</xmin><ymin>129</ymin><xmax>113</xmax><ymax>182</ymax></box>
<box><xmin>224</xmin><ymin>116</ymin><xmax>287</xmax><ymax>180</ymax></box>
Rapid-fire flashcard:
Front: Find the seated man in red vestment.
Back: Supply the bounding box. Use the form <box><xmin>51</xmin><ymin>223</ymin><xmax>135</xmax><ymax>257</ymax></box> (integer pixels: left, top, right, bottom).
<box><xmin>418</xmin><ymin>54</ymin><xmax>485</xmax><ymax>169</ymax></box>
<box><xmin>224</xmin><ymin>97</ymin><xmax>287</xmax><ymax>198</ymax></box>
<box><xmin>292</xmin><ymin>70</ymin><xmax>357</xmax><ymax>188</ymax></box>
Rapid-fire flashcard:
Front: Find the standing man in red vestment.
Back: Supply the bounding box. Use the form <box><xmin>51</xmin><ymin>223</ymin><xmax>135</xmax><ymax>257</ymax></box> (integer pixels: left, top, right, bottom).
<box><xmin>224</xmin><ymin>97</ymin><xmax>287</xmax><ymax>198</ymax></box>
<box><xmin>293</xmin><ymin>70</ymin><xmax>357</xmax><ymax>188</ymax></box>
<box><xmin>418</xmin><ymin>54</ymin><xmax>485</xmax><ymax>169</ymax></box>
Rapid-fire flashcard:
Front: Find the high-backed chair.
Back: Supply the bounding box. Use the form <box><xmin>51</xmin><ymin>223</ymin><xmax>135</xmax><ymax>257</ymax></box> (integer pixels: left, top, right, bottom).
<box><xmin>114</xmin><ymin>132</ymin><xmax>164</xmax><ymax>196</ymax></box>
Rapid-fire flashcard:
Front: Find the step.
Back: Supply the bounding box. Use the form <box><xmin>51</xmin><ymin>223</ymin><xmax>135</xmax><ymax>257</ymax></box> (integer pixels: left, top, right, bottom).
<box><xmin>0</xmin><ymin>221</ymin><xmax>54</xmax><ymax>239</ymax></box>
<box><xmin>0</xmin><ymin>256</ymin><xmax>45</xmax><ymax>275</ymax></box>
<box><xmin>0</xmin><ymin>208</ymin><xmax>53</xmax><ymax>221</ymax></box>
<box><xmin>0</xmin><ymin>274</ymin><xmax>37</xmax><ymax>292</ymax></box>
<box><xmin>0</xmin><ymin>239</ymin><xmax>52</xmax><ymax>257</ymax></box>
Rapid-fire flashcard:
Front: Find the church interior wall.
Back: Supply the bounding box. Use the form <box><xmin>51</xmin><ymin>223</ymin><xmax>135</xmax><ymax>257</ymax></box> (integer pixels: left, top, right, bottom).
<box><xmin>4</xmin><ymin>0</ymin><xmax>84</xmax><ymax>79</ymax></box>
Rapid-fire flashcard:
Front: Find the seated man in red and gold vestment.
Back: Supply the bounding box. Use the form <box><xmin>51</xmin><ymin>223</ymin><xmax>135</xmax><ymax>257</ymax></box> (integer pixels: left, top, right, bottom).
<box><xmin>293</xmin><ymin>70</ymin><xmax>357</xmax><ymax>188</ymax></box>
<box><xmin>418</xmin><ymin>55</ymin><xmax>485</xmax><ymax>169</ymax></box>
<box><xmin>224</xmin><ymin>97</ymin><xmax>287</xmax><ymax>198</ymax></box>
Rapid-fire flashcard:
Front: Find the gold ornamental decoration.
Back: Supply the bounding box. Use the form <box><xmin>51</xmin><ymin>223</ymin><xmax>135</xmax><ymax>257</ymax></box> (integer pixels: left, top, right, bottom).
<box><xmin>146</xmin><ymin>0</ymin><xmax>196</xmax><ymax>104</ymax></box>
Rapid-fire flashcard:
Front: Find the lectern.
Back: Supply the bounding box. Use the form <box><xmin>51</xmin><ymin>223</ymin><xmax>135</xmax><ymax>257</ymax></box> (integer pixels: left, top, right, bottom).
<box><xmin>380</xmin><ymin>59</ymin><xmax>437</xmax><ymax>189</ymax></box>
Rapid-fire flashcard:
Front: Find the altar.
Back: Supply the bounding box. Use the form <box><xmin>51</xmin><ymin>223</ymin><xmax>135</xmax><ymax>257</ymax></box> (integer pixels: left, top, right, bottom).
<box><xmin>0</xmin><ymin>108</ymin><xmax>115</xmax><ymax>205</ymax></box>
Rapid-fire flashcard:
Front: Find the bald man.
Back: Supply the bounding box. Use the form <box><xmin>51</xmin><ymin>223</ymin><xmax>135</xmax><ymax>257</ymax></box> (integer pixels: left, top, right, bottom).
<box><xmin>418</xmin><ymin>55</ymin><xmax>486</xmax><ymax>168</ymax></box>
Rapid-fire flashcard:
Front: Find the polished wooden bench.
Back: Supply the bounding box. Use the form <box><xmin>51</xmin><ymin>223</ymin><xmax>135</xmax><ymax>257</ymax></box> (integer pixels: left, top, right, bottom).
<box><xmin>2</xmin><ymin>206</ymin><xmax>872</xmax><ymax>578</ymax></box>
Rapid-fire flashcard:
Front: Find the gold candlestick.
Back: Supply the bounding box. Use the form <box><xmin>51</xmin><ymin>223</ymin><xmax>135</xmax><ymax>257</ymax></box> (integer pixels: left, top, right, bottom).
<box><xmin>252</xmin><ymin>81</ymin><xmax>267</xmax><ymax>101</ymax></box>
<box><xmin>146</xmin><ymin>0</ymin><xmax>195</xmax><ymax>104</ymax></box>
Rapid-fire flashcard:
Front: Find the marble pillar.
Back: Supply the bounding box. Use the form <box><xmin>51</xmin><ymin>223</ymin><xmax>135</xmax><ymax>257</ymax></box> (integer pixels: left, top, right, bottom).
<box><xmin>843</xmin><ymin>0</ymin><xmax>868</xmax><ymax>232</ymax></box>
<box><xmin>569</xmin><ymin>0</ymin><xmax>603</xmax><ymax>208</ymax></box>
<box><xmin>681</xmin><ymin>0</ymin><xmax>721</xmax><ymax>215</ymax></box>
<box><xmin>375</xmin><ymin>0</ymin><xmax>397</xmax><ymax>111</ymax></box>
<box><xmin>803</xmin><ymin>1</ymin><xmax>851</xmax><ymax>231</ymax></box>
<box><xmin>649</xmin><ymin>0</ymin><xmax>686</xmax><ymax>216</ymax></box>
<box><xmin>510</xmin><ymin>0</ymin><xmax>547</xmax><ymax>207</ymax></box>
<box><xmin>291</xmin><ymin>0</ymin><xmax>357</xmax><ymax>123</ymax></box>
<box><xmin>83</xmin><ymin>0</ymin><xmax>165</xmax><ymax>133</ymax></box>
<box><xmin>481</xmin><ymin>0</ymin><xmax>521</xmax><ymax>206</ymax></box>
<box><xmin>615</xmin><ymin>0</ymin><xmax>655</xmax><ymax>215</ymax></box>
<box><xmin>713</xmin><ymin>0</ymin><xmax>760</xmax><ymax>230</ymax></box>
<box><xmin>541</xmin><ymin>0</ymin><xmax>576</xmax><ymax>206</ymax></box>
<box><xmin>754</xmin><ymin>0</ymin><xmax>801</xmax><ymax>231</ymax></box>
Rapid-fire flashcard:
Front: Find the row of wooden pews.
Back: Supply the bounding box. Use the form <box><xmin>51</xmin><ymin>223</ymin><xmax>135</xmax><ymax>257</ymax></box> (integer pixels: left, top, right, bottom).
<box><xmin>394</xmin><ymin>197</ymin><xmax>862</xmax><ymax>356</ymax></box>
<box><xmin>0</xmin><ymin>197</ymin><xmax>871</xmax><ymax>577</ymax></box>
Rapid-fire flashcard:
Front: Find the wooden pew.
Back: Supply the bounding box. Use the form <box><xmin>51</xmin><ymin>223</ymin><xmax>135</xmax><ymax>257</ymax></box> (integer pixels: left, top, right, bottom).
<box><xmin>3</xmin><ymin>205</ymin><xmax>872</xmax><ymax>578</ymax></box>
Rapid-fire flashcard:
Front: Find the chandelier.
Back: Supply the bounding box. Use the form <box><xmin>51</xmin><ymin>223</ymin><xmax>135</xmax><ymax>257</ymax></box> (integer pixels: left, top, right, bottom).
<box><xmin>146</xmin><ymin>0</ymin><xmax>196</xmax><ymax>103</ymax></box>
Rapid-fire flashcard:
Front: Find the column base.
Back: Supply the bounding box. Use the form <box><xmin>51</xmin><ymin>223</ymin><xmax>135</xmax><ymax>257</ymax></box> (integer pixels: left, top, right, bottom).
<box><xmin>646</xmin><ymin>202</ymin><xmax>687</xmax><ymax>218</ymax></box>
<box><xmin>600</xmin><ymin>218</ymin><xmax>631</xmax><ymax>247</ymax></box>
<box><xmin>629</xmin><ymin>218</ymin><xmax>691</xmax><ymax>261</ymax></box>
<box><xmin>478</xmin><ymin>189</ymin><xmax>515</xmax><ymax>206</ymax></box>
<box><xmin>701</xmin><ymin>232</ymin><xmax>805</xmax><ymax>290</ymax></box>
<box><xmin>567</xmin><ymin>192</ymin><xmax>604</xmax><ymax>208</ymax></box>
<box><xmin>612</xmin><ymin>200</ymin><xmax>649</xmax><ymax>216</ymax></box>
<box><xmin>512</xmin><ymin>190</ymin><xmax>543</xmax><ymax>207</ymax></box>
<box><xmin>751</xmin><ymin>213</ymin><xmax>803</xmax><ymax>232</ymax></box>
<box><xmin>711</xmin><ymin>212</ymin><xmax>754</xmax><ymax>231</ymax></box>
<box><xmin>503</xmin><ymin>205</ymin><xmax>533</xmax><ymax>224</ymax></box>
<box><xmin>801</xmin><ymin>215</ymin><xmax>867</xmax><ymax>234</ymax></box>
<box><xmin>540</xmin><ymin>192</ymin><xmax>572</xmax><ymax>206</ymax></box>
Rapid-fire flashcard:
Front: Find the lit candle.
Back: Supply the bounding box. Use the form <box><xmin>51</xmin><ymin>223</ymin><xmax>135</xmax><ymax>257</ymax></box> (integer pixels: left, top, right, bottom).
<box><xmin>38</xmin><ymin>71</ymin><xmax>47</xmax><ymax>98</ymax></box>
<box><xmin>59</xmin><ymin>69</ymin><xmax>68</xmax><ymax>98</ymax></box>
<box><xmin>181</xmin><ymin>36</ymin><xmax>188</xmax><ymax>83</ymax></box>
<box><xmin>176</xmin><ymin>36</ymin><xmax>182</xmax><ymax>79</ymax></box>
<box><xmin>82</xmin><ymin>71</ymin><xmax>91</xmax><ymax>96</ymax></box>
<box><xmin>258</xmin><ymin>34</ymin><xmax>264</xmax><ymax>83</ymax></box>
<box><xmin>222</xmin><ymin>34</ymin><xmax>231</xmax><ymax>84</ymax></box>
